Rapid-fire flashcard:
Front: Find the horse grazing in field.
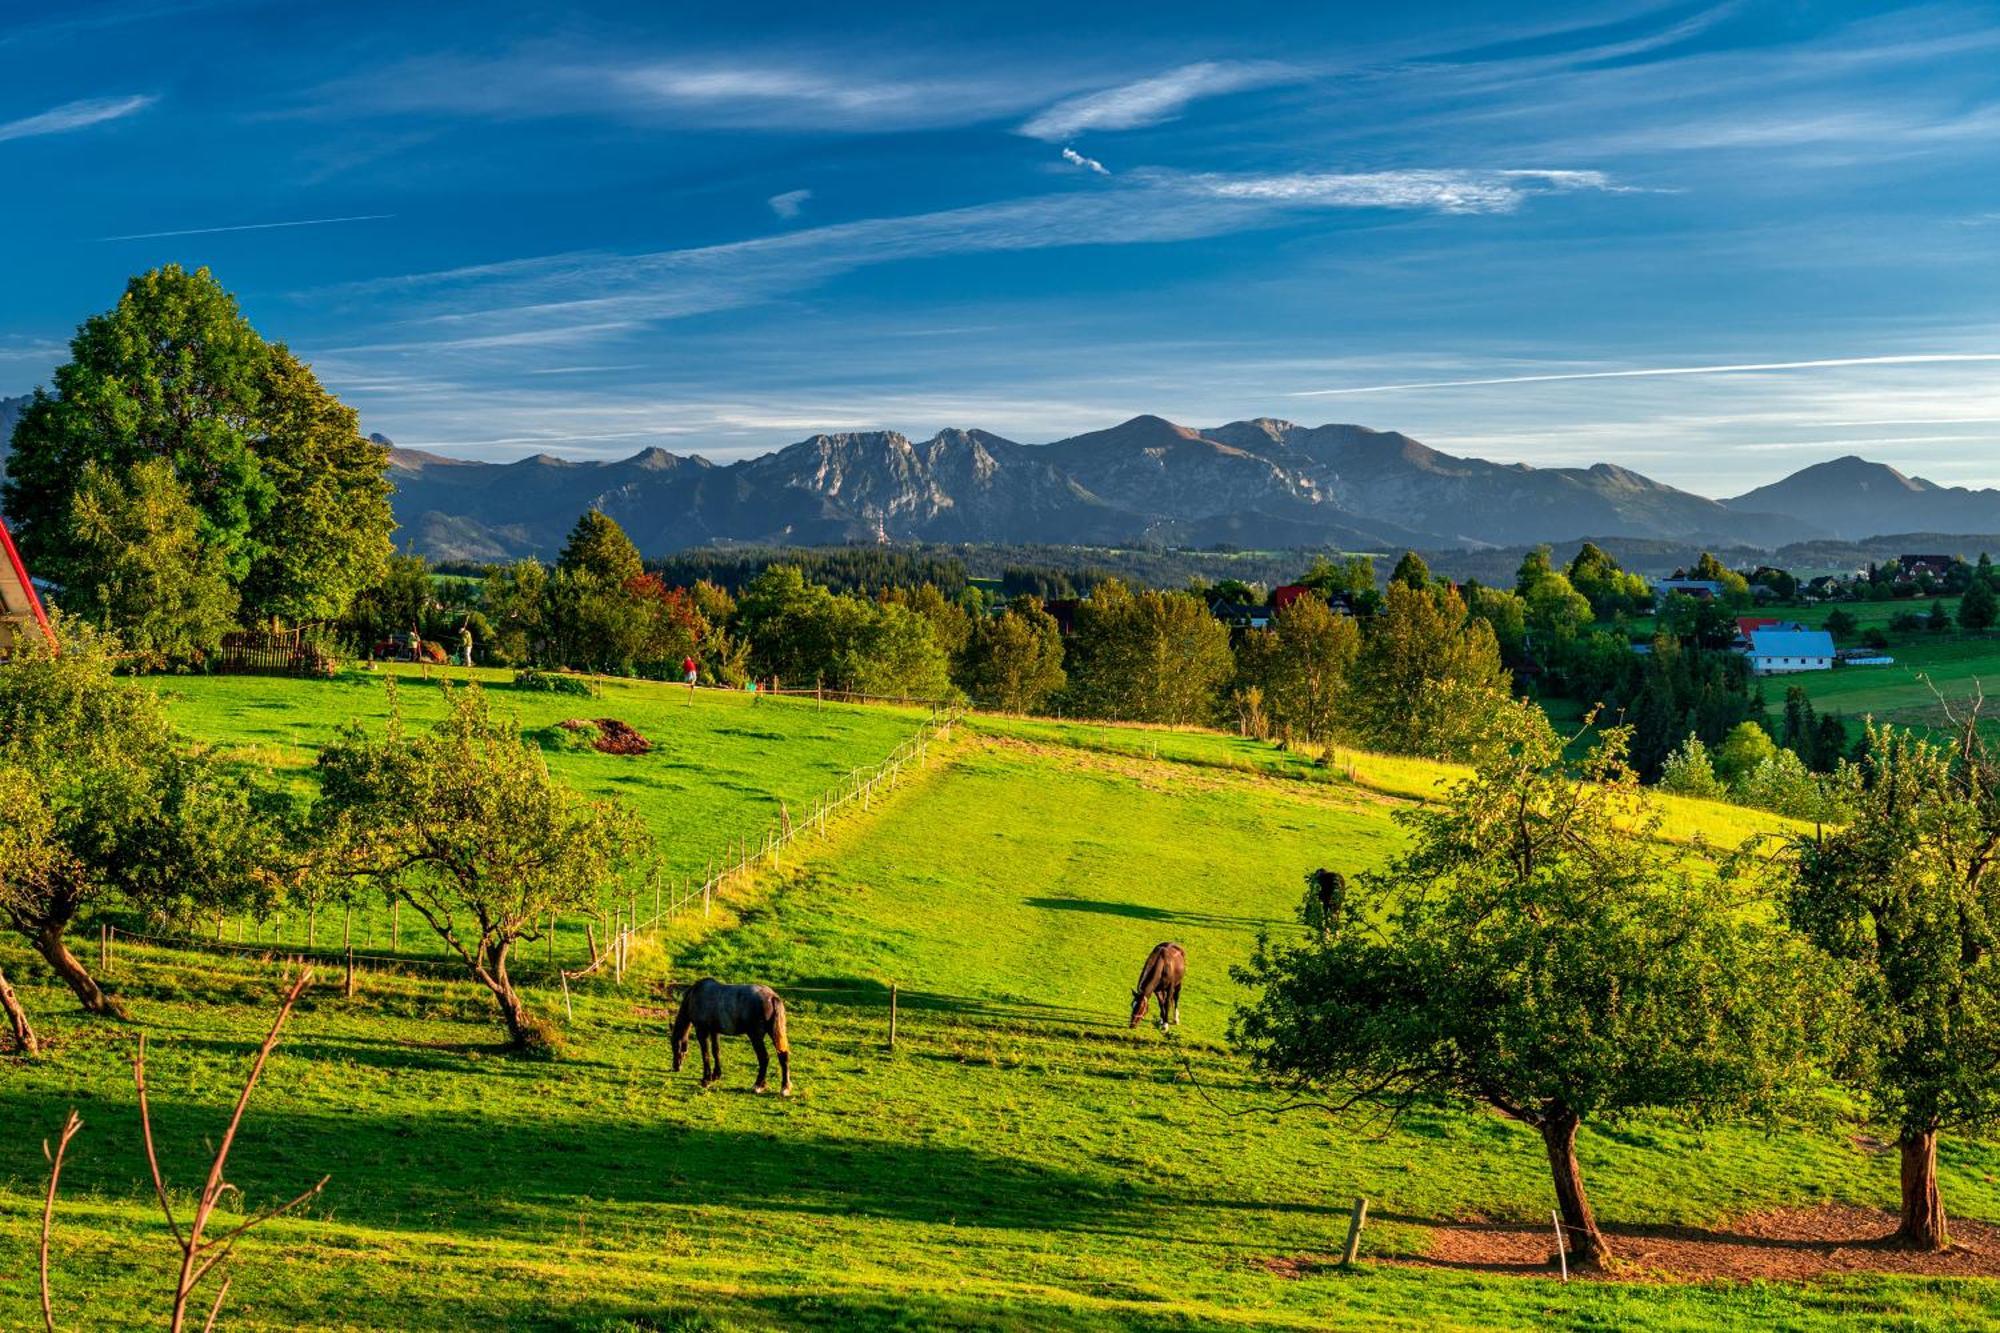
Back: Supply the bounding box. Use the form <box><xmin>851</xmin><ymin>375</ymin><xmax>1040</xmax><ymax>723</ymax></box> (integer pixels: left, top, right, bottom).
<box><xmin>672</xmin><ymin>978</ymin><xmax>792</xmax><ymax>1095</ymax></box>
<box><xmin>1129</xmin><ymin>942</ymin><xmax>1185</xmax><ymax>1030</ymax></box>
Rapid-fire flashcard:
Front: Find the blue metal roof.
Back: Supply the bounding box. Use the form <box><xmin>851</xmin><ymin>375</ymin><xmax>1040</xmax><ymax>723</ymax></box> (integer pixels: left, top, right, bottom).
<box><xmin>1746</xmin><ymin>629</ymin><xmax>1835</xmax><ymax>657</ymax></box>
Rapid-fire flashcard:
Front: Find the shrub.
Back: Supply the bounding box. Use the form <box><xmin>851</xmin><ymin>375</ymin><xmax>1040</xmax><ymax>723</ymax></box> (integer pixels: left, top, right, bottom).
<box><xmin>513</xmin><ymin>668</ymin><xmax>598</xmax><ymax>698</ymax></box>
<box><xmin>533</xmin><ymin>720</ymin><xmax>600</xmax><ymax>752</ymax></box>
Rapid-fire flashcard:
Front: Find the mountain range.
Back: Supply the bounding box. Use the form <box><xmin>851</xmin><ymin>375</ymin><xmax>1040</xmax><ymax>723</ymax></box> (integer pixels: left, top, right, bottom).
<box><xmin>5</xmin><ymin>392</ymin><xmax>2000</xmax><ymax>558</ymax></box>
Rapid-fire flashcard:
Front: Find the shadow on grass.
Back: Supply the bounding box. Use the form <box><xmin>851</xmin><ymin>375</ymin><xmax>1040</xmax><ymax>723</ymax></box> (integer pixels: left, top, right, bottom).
<box><xmin>1024</xmin><ymin>897</ymin><xmax>1292</xmax><ymax>934</ymax></box>
<box><xmin>0</xmin><ymin>1086</ymin><xmax>1153</xmax><ymax>1240</ymax></box>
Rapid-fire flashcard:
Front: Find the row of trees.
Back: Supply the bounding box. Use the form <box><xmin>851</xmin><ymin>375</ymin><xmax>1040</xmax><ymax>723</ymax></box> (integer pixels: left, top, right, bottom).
<box><xmin>1236</xmin><ymin>702</ymin><xmax>2000</xmax><ymax>1267</ymax></box>
<box><xmin>3</xmin><ymin>266</ymin><xmax>395</xmax><ymax>664</ymax></box>
<box><xmin>0</xmin><ymin>625</ymin><xmax>647</xmax><ymax>1054</ymax></box>
<box><xmin>399</xmin><ymin>513</ymin><xmax>1506</xmax><ymax>759</ymax></box>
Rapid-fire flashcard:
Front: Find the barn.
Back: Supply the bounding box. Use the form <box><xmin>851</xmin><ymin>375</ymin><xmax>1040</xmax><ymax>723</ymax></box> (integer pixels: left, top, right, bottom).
<box><xmin>0</xmin><ymin>514</ymin><xmax>54</xmax><ymax>659</ymax></box>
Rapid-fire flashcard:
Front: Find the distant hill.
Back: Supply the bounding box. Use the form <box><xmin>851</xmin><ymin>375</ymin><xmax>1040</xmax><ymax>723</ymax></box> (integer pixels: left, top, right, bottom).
<box><xmin>386</xmin><ymin>414</ymin><xmax>1814</xmax><ymax>562</ymax></box>
<box><xmin>12</xmin><ymin>402</ymin><xmax>2000</xmax><ymax>559</ymax></box>
<box><xmin>1725</xmin><ymin>457</ymin><xmax>2000</xmax><ymax>540</ymax></box>
<box><xmin>0</xmin><ymin>393</ymin><xmax>25</xmax><ymax>480</ymax></box>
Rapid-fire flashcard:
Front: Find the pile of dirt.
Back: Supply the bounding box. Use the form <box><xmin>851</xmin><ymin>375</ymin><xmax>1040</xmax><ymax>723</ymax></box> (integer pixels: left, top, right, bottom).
<box><xmin>574</xmin><ymin>717</ymin><xmax>649</xmax><ymax>756</ymax></box>
<box><xmin>1355</xmin><ymin>1204</ymin><xmax>2000</xmax><ymax>1283</ymax></box>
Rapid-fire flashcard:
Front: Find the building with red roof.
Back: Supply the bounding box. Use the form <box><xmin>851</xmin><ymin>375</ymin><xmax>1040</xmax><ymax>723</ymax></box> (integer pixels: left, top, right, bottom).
<box><xmin>0</xmin><ymin>515</ymin><xmax>54</xmax><ymax>658</ymax></box>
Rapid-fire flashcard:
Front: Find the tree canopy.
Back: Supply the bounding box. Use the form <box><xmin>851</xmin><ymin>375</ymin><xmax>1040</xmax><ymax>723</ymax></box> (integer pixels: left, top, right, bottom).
<box><xmin>1233</xmin><ymin>702</ymin><xmax>1824</xmax><ymax>1269</ymax></box>
<box><xmin>2</xmin><ymin>266</ymin><xmax>392</xmax><ymax>637</ymax></box>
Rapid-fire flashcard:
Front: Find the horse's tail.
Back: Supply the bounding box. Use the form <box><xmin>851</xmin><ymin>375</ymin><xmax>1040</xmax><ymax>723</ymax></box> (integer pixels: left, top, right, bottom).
<box><xmin>770</xmin><ymin>996</ymin><xmax>790</xmax><ymax>1054</ymax></box>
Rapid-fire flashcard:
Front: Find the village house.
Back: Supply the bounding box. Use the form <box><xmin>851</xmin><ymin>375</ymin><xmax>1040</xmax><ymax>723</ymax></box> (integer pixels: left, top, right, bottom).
<box><xmin>1742</xmin><ymin>627</ymin><xmax>1836</xmax><ymax>675</ymax></box>
<box><xmin>0</xmin><ymin>515</ymin><xmax>54</xmax><ymax>660</ymax></box>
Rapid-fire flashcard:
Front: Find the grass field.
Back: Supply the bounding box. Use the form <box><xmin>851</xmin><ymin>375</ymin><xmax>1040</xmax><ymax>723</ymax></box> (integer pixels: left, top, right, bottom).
<box><xmin>5</xmin><ymin>697</ymin><xmax>1999</xmax><ymax>1328</ymax></box>
<box><xmin>144</xmin><ymin>665</ymin><xmax>932</xmax><ymax>962</ymax></box>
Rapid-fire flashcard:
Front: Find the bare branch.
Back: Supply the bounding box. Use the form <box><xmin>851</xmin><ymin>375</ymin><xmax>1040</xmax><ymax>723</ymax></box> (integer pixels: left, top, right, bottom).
<box><xmin>40</xmin><ymin>1108</ymin><xmax>82</xmax><ymax>1333</ymax></box>
<box><xmin>134</xmin><ymin>1033</ymin><xmax>186</xmax><ymax>1247</ymax></box>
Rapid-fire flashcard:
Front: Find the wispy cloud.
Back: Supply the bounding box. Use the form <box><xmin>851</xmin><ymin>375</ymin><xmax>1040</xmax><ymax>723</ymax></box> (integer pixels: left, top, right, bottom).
<box><xmin>97</xmin><ymin>212</ymin><xmax>394</xmax><ymax>242</ymax></box>
<box><xmin>1019</xmin><ymin>60</ymin><xmax>1297</xmax><ymax>141</ymax></box>
<box><xmin>1157</xmin><ymin>167</ymin><xmax>1618</xmax><ymax>214</ymax></box>
<box><xmin>307</xmin><ymin>50</ymin><xmax>1087</xmax><ymax>134</ymax></box>
<box><xmin>767</xmin><ymin>189</ymin><xmax>811</xmax><ymax>220</ymax></box>
<box><xmin>1292</xmin><ymin>353</ymin><xmax>2000</xmax><ymax>396</ymax></box>
<box><xmin>0</xmin><ymin>94</ymin><xmax>155</xmax><ymax>143</ymax></box>
<box><xmin>327</xmin><ymin>163</ymin><xmax>1623</xmax><ymax>355</ymax></box>
<box><xmin>1060</xmin><ymin>147</ymin><xmax>1108</xmax><ymax>176</ymax></box>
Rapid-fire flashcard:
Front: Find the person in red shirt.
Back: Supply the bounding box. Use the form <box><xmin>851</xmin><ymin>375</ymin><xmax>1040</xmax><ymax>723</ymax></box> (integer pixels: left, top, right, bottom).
<box><xmin>681</xmin><ymin>653</ymin><xmax>698</xmax><ymax>698</ymax></box>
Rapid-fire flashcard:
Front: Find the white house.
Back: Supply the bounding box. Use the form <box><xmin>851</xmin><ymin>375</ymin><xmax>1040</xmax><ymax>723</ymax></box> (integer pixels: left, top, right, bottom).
<box><xmin>1743</xmin><ymin>628</ymin><xmax>1836</xmax><ymax>675</ymax></box>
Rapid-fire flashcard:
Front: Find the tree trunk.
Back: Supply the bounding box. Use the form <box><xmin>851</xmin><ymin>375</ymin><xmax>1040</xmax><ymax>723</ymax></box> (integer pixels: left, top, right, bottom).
<box><xmin>1896</xmin><ymin>1129</ymin><xmax>1949</xmax><ymax>1250</ymax></box>
<box><xmin>1541</xmin><ymin>1108</ymin><xmax>1610</xmax><ymax>1269</ymax></box>
<box><xmin>479</xmin><ymin>939</ymin><xmax>554</xmax><ymax>1054</ymax></box>
<box><xmin>0</xmin><ymin>961</ymin><xmax>35</xmax><ymax>1055</ymax></box>
<box><xmin>31</xmin><ymin>921</ymin><xmax>124</xmax><ymax>1018</ymax></box>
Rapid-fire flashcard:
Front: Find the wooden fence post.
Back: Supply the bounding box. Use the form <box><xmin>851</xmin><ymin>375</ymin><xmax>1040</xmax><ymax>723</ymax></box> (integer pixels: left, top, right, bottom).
<box><xmin>344</xmin><ymin>946</ymin><xmax>356</xmax><ymax>998</ymax></box>
<box><xmin>100</xmin><ymin>922</ymin><xmax>110</xmax><ymax>973</ymax></box>
<box><xmin>392</xmin><ymin>898</ymin><xmax>401</xmax><ymax>951</ymax></box>
<box><xmin>889</xmin><ymin>981</ymin><xmax>899</xmax><ymax>1050</ymax></box>
<box><xmin>1342</xmin><ymin>1197</ymin><xmax>1369</xmax><ymax>1266</ymax></box>
<box><xmin>343</xmin><ymin>904</ymin><xmax>352</xmax><ymax>951</ymax></box>
<box><xmin>560</xmin><ymin>968</ymin><xmax>574</xmax><ymax>1021</ymax></box>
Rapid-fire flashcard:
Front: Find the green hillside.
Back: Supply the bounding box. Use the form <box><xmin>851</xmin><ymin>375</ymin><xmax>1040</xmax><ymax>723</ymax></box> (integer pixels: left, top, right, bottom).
<box><xmin>5</xmin><ymin>695</ymin><xmax>1998</xmax><ymax>1329</ymax></box>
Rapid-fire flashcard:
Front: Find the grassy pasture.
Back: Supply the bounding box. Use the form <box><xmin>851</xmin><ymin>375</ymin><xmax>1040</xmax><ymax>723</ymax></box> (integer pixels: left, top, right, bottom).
<box><xmin>5</xmin><ymin>698</ymin><xmax>2000</xmax><ymax>1327</ymax></box>
<box><xmin>144</xmin><ymin>666</ymin><xmax>931</xmax><ymax>961</ymax></box>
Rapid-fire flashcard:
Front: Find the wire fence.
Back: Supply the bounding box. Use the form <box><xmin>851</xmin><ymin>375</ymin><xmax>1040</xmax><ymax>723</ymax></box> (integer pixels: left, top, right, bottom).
<box><xmin>568</xmin><ymin>704</ymin><xmax>963</xmax><ymax>981</ymax></box>
<box><xmin>97</xmin><ymin>701</ymin><xmax>965</xmax><ymax>995</ymax></box>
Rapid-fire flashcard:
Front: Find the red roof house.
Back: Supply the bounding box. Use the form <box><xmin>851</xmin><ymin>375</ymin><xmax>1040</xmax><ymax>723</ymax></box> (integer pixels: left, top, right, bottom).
<box><xmin>0</xmin><ymin>515</ymin><xmax>54</xmax><ymax>658</ymax></box>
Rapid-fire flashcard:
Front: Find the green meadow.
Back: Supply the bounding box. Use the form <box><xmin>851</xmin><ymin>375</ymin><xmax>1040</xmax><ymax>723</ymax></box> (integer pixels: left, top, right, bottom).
<box><xmin>143</xmin><ymin>666</ymin><xmax>932</xmax><ymax>961</ymax></box>
<box><xmin>4</xmin><ymin>683</ymin><xmax>1999</xmax><ymax>1328</ymax></box>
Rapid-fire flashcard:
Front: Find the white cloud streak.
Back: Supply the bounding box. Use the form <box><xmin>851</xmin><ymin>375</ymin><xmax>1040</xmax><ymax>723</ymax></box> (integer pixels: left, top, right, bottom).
<box><xmin>97</xmin><ymin>213</ymin><xmax>394</xmax><ymax>242</ymax></box>
<box><xmin>767</xmin><ymin>189</ymin><xmax>811</xmax><ymax>219</ymax></box>
<box><xmin>1018</xmin><ymin>60</ymin><xmax>1297</xmax><ymax>140</ymax></box>
<box><xmin>0</xmin><ymin>94</ymin><xmax>155</xmax><ymax>143</ymax></box>
<box><xmin>1060</xmin><ymin>147</ymin><xmax>1108</xmax><ymax>175</ymax></box>
<box><xmin>1292</xmin><ymin>354</ymin><xmax>2000</xmax><ymax>396</ymax></box>
<box><xmin>327</xmin><ymin>166</ymin><xmax>1622</xmax><ymax>354</ymax></box>
<box><xmin>1159</xmin><ymin>167</ymin><xmax>1616</xmax><ymax>214</ymax></box>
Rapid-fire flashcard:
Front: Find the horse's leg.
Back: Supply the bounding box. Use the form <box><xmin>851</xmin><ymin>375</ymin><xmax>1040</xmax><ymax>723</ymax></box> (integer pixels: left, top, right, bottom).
<box><xmin>701</xmin><ymin>1029</ymin><xmax>718</xmax><ymax>1086</ymax></box>
<box><xmin>710</xmin><ymin>1030</ymin><xmax>724</xmax><ymax>1085</ymax></box>
<box><xmin>751</xmin><ymin>1031</ymin><xmax>770</xmax><ymax>1093</ymax></box>
<box><xmin>1171</xmin><ymin>984</ymin><xmax>1182</xmax><ymax>1028</ymax></box>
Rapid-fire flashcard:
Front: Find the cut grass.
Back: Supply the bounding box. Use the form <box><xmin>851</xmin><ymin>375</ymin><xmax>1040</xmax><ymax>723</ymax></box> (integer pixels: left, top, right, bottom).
<box><xmin>5</xmin><ymin>698</ymin><xmax>1996</xmax><ymax>1329</ymax></box>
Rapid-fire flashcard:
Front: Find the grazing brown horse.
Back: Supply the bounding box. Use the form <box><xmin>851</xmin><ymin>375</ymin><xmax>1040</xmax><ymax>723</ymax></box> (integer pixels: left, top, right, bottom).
<box><xmin>672</xmin><ymin>978</ymin><xmax>793</xmax><ymax>1095</ymax></box>
<box><xmin>1129</xmin><ymin>942</ymin><xmax>1185</xmax><ymax>1030</ymax></box>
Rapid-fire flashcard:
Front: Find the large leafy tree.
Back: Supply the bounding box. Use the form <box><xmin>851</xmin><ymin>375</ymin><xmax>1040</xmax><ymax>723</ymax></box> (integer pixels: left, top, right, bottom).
<box><xmin>1347</xmin><ymin>581</ymin><xmax>1509</xmax><ymax>759</ymax></box>
<box><xmin>5</xmin><ymin>266</ymin><xmax>271</xmax><ymax>581</ymax></box>
<box><xmin>315</xmin><ymin>685</ymin><xmax>651</xmax><ymax>1051</ymax></box>
<box><xmin>1233</xmin><ymin>702</ymin><xmax>1825</xmax><ymax>1269</ymax></box>
<box><xmin>3</xmin><ymin>266</ymin><xmax>392</xmax><ymax>625</ymax></box>
<box><xmin>557</xmin><ymin>509</ymin><xmax>644</xmax><ymax>585</ymax></box>
<box><xmin>0</xmin><ymin>624</ymin><xmax>283</xmax><ymax>1020</ymax></box>
<box><xmin>960</xmin><ymin>596</ymin><xmax>1066</xmax><ymax>713</ymax></box>
<box><xmin>1063</xmin><ymin>580</ymin><xmax>1233</xmax><ymax>725</ymax></box>
<box><xmin>1247</xmin><ymin>594</ymin><xmax>1359</xmax><ymax>745</ymax></box>
<box><xmin>53</xmin><ymin>458</ymin><xmax>239</xmax><ymax>665</ymax></box>
<box><xmin>239</xmin><ymin>345</ymin><xmax>394</xmax><ymax>622</ymax></box>
<box><xmin>1782</xmin><ymin>721</ymin><xmax>2000</xmax><ymax>1250</ymax></box>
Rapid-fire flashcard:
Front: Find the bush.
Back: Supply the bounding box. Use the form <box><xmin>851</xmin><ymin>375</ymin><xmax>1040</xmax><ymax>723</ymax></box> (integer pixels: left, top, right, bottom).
<box><xmin>513</xmin><ymin>668</ymin><xmax>598</xmax><ymax>698</ymax></box>
<box><xmin>532</xmin><ymin>720</ymin><xmax>600</xmax><ymax>752</ymax></box>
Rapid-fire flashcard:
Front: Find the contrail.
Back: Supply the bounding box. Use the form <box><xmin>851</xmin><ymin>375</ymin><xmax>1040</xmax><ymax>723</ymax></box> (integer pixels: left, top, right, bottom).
<box><xmin>98</xmin><ymin>213</ymin><xmax>394</xmax><ymax>242</ymax></box>
<box><xmin>1290</xmin><ymin>353</ymin><xmax>2000</xmax><ymax>396</ymax></box>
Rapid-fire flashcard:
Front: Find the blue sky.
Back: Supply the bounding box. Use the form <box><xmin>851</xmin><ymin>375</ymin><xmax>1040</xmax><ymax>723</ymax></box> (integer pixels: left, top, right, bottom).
<box><xmin>3</xmin><ymin>0</ymin><xmax>1999</xmax><ymax>495</ymax></box>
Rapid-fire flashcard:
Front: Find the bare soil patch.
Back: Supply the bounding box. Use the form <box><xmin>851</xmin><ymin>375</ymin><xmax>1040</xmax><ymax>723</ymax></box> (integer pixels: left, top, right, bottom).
<box><xmin>1364</xmin><ymin>1204</ymin><xmax>2000</xmax><ymax>1282</ymax></box>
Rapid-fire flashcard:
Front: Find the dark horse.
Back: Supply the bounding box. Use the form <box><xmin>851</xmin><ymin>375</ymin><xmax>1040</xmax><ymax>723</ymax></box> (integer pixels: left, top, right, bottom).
<box><xmin>672</xmin><ymin>978</ymin><xmax>793</xmax><ymax>1095</ymax></box>
<box><xmin>1129</xmin><ymin>942</ymin><xmax>1185</xmax><ymax>1030</ymax></box>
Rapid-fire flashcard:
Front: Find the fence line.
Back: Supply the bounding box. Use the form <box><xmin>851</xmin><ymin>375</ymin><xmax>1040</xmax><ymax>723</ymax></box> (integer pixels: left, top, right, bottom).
<box><xmin>565</xmin><ymin>702</ymin><xmax>963</xmax><ymax>981</ymax></box>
